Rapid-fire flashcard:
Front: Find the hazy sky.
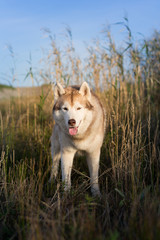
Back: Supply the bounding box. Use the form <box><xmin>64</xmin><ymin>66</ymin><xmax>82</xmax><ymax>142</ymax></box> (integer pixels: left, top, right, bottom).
<box><xmin>0</xmin><ymin>0</ymin><xmax>160</xmax><ymax>86</ymax></box>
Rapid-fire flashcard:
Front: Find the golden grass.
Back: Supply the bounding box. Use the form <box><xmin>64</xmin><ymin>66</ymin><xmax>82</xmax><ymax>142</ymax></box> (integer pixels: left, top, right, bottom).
<box><xmin>0</xmin><ymin>24</ymin><xmax>160</xmax><ymax>239</ymax></box>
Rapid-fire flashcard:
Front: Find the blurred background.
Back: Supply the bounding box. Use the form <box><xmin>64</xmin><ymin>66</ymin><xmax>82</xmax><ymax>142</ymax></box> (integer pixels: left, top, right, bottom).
<box><xmin>0</xmin><ymin>1</ymin><xmax>160</xmax><ymax>239</ymax></box>
<box><xmin>0</xmin><ymin>0</ymin><xmax>160</xmax><ymax>87</ymax></box>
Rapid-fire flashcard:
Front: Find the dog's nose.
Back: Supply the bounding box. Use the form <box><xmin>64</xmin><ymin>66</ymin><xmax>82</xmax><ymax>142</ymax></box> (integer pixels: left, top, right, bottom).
<box><xmin>68</xmin><ymin>119</ymin><xmax>76</xmax><ymax>126</ymax></box>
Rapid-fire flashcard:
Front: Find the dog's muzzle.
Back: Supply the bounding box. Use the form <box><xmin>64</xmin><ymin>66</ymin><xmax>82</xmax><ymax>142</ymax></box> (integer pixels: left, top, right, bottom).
<box><xmin>68</xmin><ymin>119</ymin><xmax>79</xmax><ymax>136</ymax></box>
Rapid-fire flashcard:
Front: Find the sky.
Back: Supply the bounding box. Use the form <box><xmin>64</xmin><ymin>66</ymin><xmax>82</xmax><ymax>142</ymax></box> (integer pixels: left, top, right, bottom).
<box><xmin>0</xmin><ymin>0</ymin><xmax>160</xmax><ymax>87</ymax></box>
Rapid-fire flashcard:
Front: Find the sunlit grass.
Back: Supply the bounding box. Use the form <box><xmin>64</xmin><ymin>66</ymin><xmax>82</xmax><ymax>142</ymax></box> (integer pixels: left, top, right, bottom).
<box><xmin>0</xmin><ymin>84</ymin><xmax>15</xmax><ymax>90</ymax></box>
<box><xmin>0</xmin><ymin>21</ymin><xmax>160</xmax><ymax>239</ymax></box>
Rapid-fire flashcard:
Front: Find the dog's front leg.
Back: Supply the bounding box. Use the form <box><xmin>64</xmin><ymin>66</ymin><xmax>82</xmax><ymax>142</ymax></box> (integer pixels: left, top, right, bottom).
<box><xmin>61</xmin><ymin>149</ymin><xmax>76</xmax><ymax>192</ymax></box>
<box><xmin>49</xmin><ymin>127</ymin><xmax>61</xmax><ymax>182</ymax></box>
<box><xmin>87</xmin><ymin>149</ymin><xmax>101</xmax><ymax>196</ymax></box>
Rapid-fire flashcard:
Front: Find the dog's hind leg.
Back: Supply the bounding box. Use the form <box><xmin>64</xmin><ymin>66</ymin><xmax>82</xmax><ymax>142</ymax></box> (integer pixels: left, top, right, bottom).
<box><xmin>49</xmin><ymin>128</ymin><xmax>61</xmax><ymax>182</ymax></box>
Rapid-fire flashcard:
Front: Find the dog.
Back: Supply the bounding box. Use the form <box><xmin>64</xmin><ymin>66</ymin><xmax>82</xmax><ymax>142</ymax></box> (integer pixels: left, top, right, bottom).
<box><xmin>50</xmin><ymin>82</ymin><xmax>106</xmax><ymax>196</ymax></box>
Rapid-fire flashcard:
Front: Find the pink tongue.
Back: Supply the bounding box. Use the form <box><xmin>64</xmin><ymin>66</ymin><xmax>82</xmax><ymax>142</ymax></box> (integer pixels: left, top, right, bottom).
<box><xmin>69</xmin><ymin>127</ymin><xmax>78</xmax><ymax>136</ymax></box>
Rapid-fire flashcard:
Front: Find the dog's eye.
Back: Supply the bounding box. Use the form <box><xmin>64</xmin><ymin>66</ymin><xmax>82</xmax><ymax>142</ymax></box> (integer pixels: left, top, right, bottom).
<box><xmin>77</xmin><ymin>107</ymin><xmax>81</xmax><ymax>110</ymax></box>
<box><xmin>63</xmin><ymin>107</ymin><xmax>68</xmax><ymax>111</ymax></box>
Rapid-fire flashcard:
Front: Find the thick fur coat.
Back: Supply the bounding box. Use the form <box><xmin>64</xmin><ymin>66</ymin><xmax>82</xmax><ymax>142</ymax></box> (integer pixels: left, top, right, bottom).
<box><xmin>50</xmin><ymin>82</ymin><xmax>106</xmax><ymax>195</ymax></box>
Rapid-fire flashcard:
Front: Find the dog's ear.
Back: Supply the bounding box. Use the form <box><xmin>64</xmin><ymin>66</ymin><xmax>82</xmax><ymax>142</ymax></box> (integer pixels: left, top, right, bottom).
<box><xmin>54</xmin><ymin>82</ymin><xmax>65</xmax><ymax>101</ymax></box>
<box><xmin>79</xmin><ymin>82</ymin><xmax>91</xmax><ymax>100</ymax></box>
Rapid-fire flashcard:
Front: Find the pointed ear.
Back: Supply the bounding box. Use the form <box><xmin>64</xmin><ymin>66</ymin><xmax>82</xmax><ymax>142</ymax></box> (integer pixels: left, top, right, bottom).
<box><xmin>79</xmin><ymin>82</ymin><xmax>91</xmax><ymax>100</ymax></box>
<box><xmin>54</xmin><ymin>82</ymin><xmax>65</xmax><ymax>101</ymax></box>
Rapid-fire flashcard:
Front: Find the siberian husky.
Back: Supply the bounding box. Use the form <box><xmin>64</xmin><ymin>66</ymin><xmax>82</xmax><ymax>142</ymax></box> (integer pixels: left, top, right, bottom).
<box><xmin>50</xmin><ymin>82</ymin><xmax>106</xmax><ymax>196</ymax></box>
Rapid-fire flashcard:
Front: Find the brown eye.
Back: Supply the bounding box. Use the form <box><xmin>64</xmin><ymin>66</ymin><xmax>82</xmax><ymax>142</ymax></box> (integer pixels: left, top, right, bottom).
<box><xmin>77</xmin><ymin>107</ymin><xmax>81</xmax><ymax>110</ymax></box>
<box><xmin>63</xmin><ymin>107</ymin><xmax>68</xmax><ymax>111</ymax></box>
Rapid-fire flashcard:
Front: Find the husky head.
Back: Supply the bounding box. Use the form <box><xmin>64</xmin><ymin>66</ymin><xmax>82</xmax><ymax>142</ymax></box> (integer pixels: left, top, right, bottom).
<box><xmin>53</xmin><ymin>82</ymin><xmax>93</xmax><ymax>136</ymax></box>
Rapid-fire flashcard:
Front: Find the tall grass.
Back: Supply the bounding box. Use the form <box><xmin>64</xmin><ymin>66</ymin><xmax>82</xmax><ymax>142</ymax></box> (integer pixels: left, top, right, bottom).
<box><xmin>0</xmin><ymin>22</ymin><xmax>160</xmax><ymax>239</ymax></box>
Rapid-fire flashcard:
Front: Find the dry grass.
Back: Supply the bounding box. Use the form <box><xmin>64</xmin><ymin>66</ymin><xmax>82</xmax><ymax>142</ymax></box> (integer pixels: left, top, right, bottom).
<box><xmin>0</xmin><ymin>23</ymin><xmax>160</xmax><ymax>239</ymax></box>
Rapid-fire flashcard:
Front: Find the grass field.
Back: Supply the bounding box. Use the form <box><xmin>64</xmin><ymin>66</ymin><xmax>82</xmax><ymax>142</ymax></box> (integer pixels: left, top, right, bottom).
<box><xmin>0</xmin><ymin>25</ymin><xmax>160</xmax><ymax>239</ymax></box>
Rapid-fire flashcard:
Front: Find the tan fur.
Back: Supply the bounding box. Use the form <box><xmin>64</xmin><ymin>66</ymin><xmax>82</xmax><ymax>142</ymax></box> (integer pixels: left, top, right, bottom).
<box><xmin>50</xmin><ymin>82</ymin><xmax>106</xmax><ymax>196</ymax></box>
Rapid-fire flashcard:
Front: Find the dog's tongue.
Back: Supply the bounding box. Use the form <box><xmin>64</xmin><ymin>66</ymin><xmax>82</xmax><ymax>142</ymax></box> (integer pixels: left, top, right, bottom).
<box><xmin>69</xmin><ymin>127</ymin><xmax>78</xmax><ymax>136</ymax></box>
